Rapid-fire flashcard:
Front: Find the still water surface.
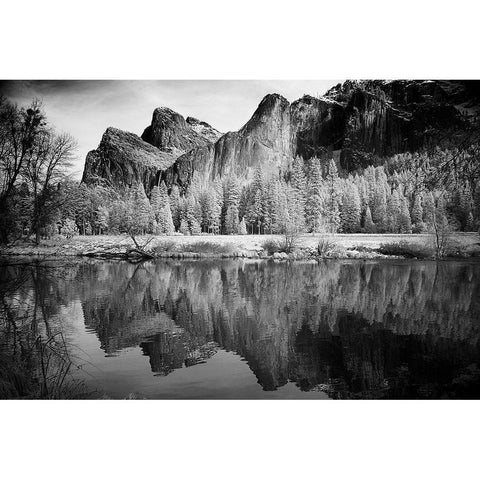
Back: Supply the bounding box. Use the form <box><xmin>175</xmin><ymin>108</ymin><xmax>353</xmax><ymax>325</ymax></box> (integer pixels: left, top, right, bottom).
<box><xmin>3</xmin><ymin>258</ymin><xmax>480</xmax><ymax>399</ymax></box>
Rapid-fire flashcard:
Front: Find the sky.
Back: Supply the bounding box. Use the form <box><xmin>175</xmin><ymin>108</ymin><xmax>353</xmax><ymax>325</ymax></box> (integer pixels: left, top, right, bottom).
<box><xmin>0</xmin><ymin>80</ymin><xmax>341</xmax><ymax>178</ymax></box>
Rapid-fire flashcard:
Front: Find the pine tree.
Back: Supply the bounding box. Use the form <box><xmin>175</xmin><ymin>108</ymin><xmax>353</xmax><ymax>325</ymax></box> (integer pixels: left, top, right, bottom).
<box><xmin>248</xmin><ymin>166</ymin><xmax>267</xmax><ymax>233</ymax></box>
<box><xmin>423</xmin><ymin>191</ymin><xmax>435</xmax><ymax>226</ymax></box>
<box><xmin>364</xmin><ymin>205</ymin><xmax>376</xmax><ymax>233</ymax></box>
<box><xmin>238</xmin><ymin>217</ymin><xmax>247</xmax><ymax>235</ymax></box>
<box><xmin>398</xmin><ymin>195</ymin><xmax>412</xmax><ymax>233</ymax></box>
<box><xmin>290</xmin><ymin>156</ymin><xmax>307</xmax><ymax>229</ymax></box>
<box><xmin>386</xmin><ymin>189</ymin><xmax>400</xmax><ymax>233</ymax></box>
<box><xmin>225</xmin><ymin>204</ymin><xmax>239</xmax><ymax>234</ymax></box>
<box><xmin>179</xmin><ymin>218</ymin><xmax>190</xmax><ymax>235</ymax></box>
<box><xmin>372</xmin><ymin>184</ymin><xmax>387</xmax><ymax>232</ymax></box>
<box><xmin>411</xmin><ymin>193</ymin><xmax>424</xmax><ymax>232</ymax></box>
<box><xmin>456</xmin><ymin>186</ymin><xmax>473</xmax><ymax>231</ymax></box>
<box><xmin>263</xmin><ymin>179</ymin><xmax>277</xmax><ymax>234</ymax></box>
<box><xmin>130</xmin><ymin>183</ymin><xmax>154</xmax><ymax>234</ymax></box>
<box><xmin>150</xmin><ymin>185</ymin><xmax>161</xmax><ymax>215</ymax></box>
<box><xmin>241</xmin><ymin>184</ymin><xmax>254</xmax><ymax>233</ymax></box>
<box><xmin>214</xmin><ymin>178</ymin><xmax>224</xmax><ymax>224</ymax></box>
<box><xmin>252</xmin><ymin>165</ymin><xmax>264</xmax><ymax>192</ymax></box>
<box><xmin>186</xmin><ymin>194</ymin><xmax>201</xmax><ymax>235</ymax></box>
<box><xmin>411</xmin><ymin>194</ymin><xmax>423</xmax><ymax>225</ymax></box>
<box><xmin>274</xmin><ymin>179</ymin><xmax>290</xmax><ymax>234</ymax></box>
<box><xmin>340</xmin><ymin>181</ymin><xmax>361</xmax><ymax>232</ymax></box>
<box><xmin>151</xmin><ymin>182</ymin><xmax>174</xmax><ymax>234</ymax></box>
<box><xmin>158</xmin><ymin>207</ymin><xmax>174</xmax><ymax>235</ymax></box>
<box><xmin>286</xmin><ymin>184</ymin><xmax>305</xmax><ymax>234</ymax></box>
<box><xmin>354</xmin><ymin>174</ymin><xmax>369</xmax><ymax>215</ymax></box>
<box><xmin>364</xmin><ymin>166</ymin><xmax>377</xmax><ymax>211</ymax></box>
<box><xmin>222</xmin><ymin>175</ymin><xmax>240</xmax><ymax>233</ymax></box>
<box><xmin>466</xmin><ymin>212</ymin><xmax>475</xmax><ymax>231</ymax></box>
<box><xmin>305</xmin><ymin>158</ymin><xmax>324</xmax><ymax>232</ymax></box>
<box><xmin>169</xmin><ymin>185</ymin><xmax>181</xmax><ymax>231</ymax></box>
<box><xmin>252</xmin><ymin>189</ymin><xmax>264</xmax><ymax>234</ymax></box>
<box><xmin>323</xmin><ymin>158</ymin><xmax>341</xmax><ymax>233</ymax></box>
<box><xmin>200</xmin><ymin>188</ymin><xmax>221</xmax><ymax>234</ymax></box>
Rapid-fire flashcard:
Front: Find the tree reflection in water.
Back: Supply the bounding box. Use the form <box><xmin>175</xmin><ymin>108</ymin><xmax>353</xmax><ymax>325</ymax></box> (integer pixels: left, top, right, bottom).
<box><xmin>2</xmin><ymin>258</ymin><xmax>480</xmax><ymax>398</ymax></box>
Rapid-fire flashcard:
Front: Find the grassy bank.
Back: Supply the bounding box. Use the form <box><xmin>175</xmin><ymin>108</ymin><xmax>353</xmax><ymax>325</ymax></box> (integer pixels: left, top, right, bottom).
<box><xmin>1</xmin><ymin>232</ymin><xmax>479</xmax><ymax>261</ymax></box>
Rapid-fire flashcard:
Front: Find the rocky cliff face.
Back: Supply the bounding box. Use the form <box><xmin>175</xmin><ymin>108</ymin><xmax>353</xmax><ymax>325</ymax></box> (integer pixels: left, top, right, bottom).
<box><xmin>81</xmin><ymin>127</ymin><xmax>176</xmax><ymax>189</ymax></box>
<box><xmin>82</xmin><ymin>80</ymin><xmax>480</xmax><ymax>192</ymax></box>
<box><xmin>186</xmin><ymin>116</ymin><xmax>222</xmax><ymax>143</ymax></box>
<box><xmin>324</xmin><ymin>80</ymin><xmax>480</xmax><ymax>169</ymax></box>
<box><xmin>290</xmin><ymin>94</ymin><xmax>347</xmax><ymax>158</ymax></box>
<box><xmin>83</xmin><ymin>109</ymin><xmax>222</xmax><ymax>191</ymax></box>
<box><xmin>211</xmin><ymin>94</ymin><xmax>293</xmax><ymax>178</ymax></box>
<box><xmin>141</xmin><ymin>107</ymin><xmax>220</xmax><ymax>155</ymax></box>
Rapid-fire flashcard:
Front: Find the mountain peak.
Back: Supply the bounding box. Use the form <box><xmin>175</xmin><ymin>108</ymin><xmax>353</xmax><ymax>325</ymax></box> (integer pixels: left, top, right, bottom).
<box><xmin>141</xmin><ymin>106</ymin><xmax>217</xmax><ymax>154</ymax></box>
<box><xmin>240</xmin><ymin>92</ymin><xmax>290</xmax><ymax>135</ymax></box>
<box><xmin>258</xmin><ymin>93</ymin><xmax>290</xmax><ymax>109</ymax></box>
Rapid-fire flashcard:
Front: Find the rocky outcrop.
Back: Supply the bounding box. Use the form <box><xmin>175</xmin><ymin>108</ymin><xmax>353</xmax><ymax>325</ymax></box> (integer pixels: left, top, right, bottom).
<box><xmin>211</xmin><ymin>94</ymin><xmax>293</xmax><ymax>178</ymax></box>
<box><xmin>81</xmin><ymin>127</ymin><xmax>176</xmax><ymax>189</ymax></box>
<box><xmin>186</xmin><ymin>116</ymin><xmax>222</xmax><ymax>143</ymax></box>
<box><xmin>82</xmin><ymin>80</ymin><xmax>480</xmax><ymax>192</ymax></box>
<box><xmin>324</xmin><ymin>80</ymin><xmax>480</xmax><ymax>170</ymax></box>
<box><xmin>290</xmin><ymin>94</ymin><xmax>347</xmax><ymax>158</ymax></box>
<box><xmin>160</xmin><ymin>144</ymin><xmax>216</xmax><ymax>194</ymax></box>
<box><xmin>82</xmin><ymin>108</ymin><xmax>222</xmax><ymax>191</ymax></box>
<box><xmin>141</xmin><ymin>107</ymin><xmax>216</xmax><ymax>155</ymax></box>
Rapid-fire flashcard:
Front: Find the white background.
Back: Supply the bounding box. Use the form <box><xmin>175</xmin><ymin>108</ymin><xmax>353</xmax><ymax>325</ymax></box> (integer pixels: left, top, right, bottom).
<box><xmin>1</xmin><ymin>1</ymin><xmax>479</xmax><ymax>479</ymax></box>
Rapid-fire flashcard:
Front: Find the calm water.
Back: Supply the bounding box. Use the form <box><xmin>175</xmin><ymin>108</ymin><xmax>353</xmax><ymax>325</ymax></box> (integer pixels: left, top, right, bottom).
<box><xmin>2</xmin><ymin>258</ymin><xmax>480</xmax><ymax>399</ymax></box>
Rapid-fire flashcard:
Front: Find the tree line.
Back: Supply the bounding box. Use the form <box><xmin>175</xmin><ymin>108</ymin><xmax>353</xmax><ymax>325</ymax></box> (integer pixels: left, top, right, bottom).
<box><xmin>70</xmin><ymin>153</ymin><xmax>479</xmax><ymax>238</ymax></box>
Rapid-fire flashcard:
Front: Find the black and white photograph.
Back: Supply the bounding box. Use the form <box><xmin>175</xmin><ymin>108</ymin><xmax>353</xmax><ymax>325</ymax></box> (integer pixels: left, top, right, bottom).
<box><xmin>1</xmin><ymin>1</ymin><xmax>479</xmax><ymax>479</ymax></box>
<box><xmin>1</xmin><ymin>78</ymin><xmax>480</xmax><ymax>400</ymax></box>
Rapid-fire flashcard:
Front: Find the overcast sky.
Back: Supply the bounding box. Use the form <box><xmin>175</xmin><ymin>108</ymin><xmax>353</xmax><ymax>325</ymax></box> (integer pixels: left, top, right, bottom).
<box><xmin>0</xmin><ymin>80</ymin><xmax>341</xmax><ymax>178</ymax></box>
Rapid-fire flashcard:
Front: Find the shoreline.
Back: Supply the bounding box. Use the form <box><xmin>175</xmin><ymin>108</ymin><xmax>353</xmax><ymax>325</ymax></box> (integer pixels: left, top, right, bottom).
<box><xmin>1</xmin><ymin>233</ymin><xmax>479</xmax><ymax>261</ymax></box>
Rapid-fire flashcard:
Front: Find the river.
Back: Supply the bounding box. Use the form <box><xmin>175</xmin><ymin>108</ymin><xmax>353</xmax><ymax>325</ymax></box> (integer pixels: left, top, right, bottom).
<box><xmin>1</xmin><ymin>258</ymin><xmax>480</xmax><ymax>399</ymax></box>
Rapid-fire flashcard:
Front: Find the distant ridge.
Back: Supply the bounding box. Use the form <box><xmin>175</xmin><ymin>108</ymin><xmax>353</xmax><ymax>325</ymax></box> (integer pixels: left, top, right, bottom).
<box><xmin>82</xmin><ymin>80</ymin><xmax>480</xmax><ymax>192</ymax></box>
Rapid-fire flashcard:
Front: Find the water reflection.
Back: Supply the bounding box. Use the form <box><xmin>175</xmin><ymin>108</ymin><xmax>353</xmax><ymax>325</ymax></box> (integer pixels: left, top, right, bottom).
<box><xmin>2</xmin><ymin>258</ymin><xmax>480</xmax><ymax>399</ymax></box>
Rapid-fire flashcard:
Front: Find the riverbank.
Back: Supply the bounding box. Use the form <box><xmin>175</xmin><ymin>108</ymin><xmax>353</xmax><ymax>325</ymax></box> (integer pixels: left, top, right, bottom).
<box><xmin>1</xmin><ymin>233</ymin><xmax>479</xmax><ymax>261</ymax></box>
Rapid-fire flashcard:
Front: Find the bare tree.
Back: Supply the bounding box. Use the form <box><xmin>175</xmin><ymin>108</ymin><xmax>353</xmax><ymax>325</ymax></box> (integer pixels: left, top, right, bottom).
<box><xmin>0</xmin><ymin>97</ymin><xmax>46</xmax><ymax>242</ymax></box>
<box><xmin>430</xmin><ymin>191</ymin><xmax>452</xmax><ymax>258</ymax></box>
<box><xmin>23</xmin><ymin>130</ymin><xmax>77</xmax><ymax>243</ymax></box>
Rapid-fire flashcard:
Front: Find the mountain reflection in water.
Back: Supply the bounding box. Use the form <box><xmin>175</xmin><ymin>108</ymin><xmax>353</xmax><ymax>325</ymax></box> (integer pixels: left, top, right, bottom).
<box><xmin>2</xmin><ymin>258</ymin><xmax>480</xmax><ymax>399</ymax></box>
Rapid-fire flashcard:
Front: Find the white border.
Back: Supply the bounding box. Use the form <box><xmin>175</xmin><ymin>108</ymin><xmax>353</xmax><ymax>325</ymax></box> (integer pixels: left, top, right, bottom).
<box><xmin>1</xmin><ymin>1</ymin><xmax>479</xmax><ymax>479</ymax></box>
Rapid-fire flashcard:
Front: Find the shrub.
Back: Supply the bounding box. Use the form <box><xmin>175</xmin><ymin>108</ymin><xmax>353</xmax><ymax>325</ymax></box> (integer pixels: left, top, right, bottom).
<box><xmin>60</xmin><ymin>218</ymin><xmax>79</xmax><ymax>239</ymax></box>
<box><xmin>378</xmin><ymin>241</ymin><xmax>434</xmax><ymax>258</ymax></box>
<box><xmin>179</xmin><ymin>219</ymin><xmax>190</xmax><ymax>235</ymax></box>
<box><xmin>262</xmin><ymin>232</ymin><xmax>300</xmax><ymax>255</ymax></box>
<box><xmin>262</xmin><ymin>239</ymin><xmax>281</xmax><ymax>255</ymax></box>
<box><xmin>279</xmin><ymin>231</ymin><xmax>299</xmax><ymax>253</ymax></box>
<box><xmin>238</xmin><ymin>217</ymin><xmax>247</xmax><ymax>235</ymax></box>
<box><xmin>150</xmin><ymin>240</ymin><xmax>177</xmax><ymax>255</ymax></box>
<box><xmin>442</xmin><ymin>240</ymin><xmax>470</xmax><ymax>258</ymax></box>
<box><xmin>316</xmin><ymin>236</ymin><xmax>338</xmax><ymax>257</ymax></box>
